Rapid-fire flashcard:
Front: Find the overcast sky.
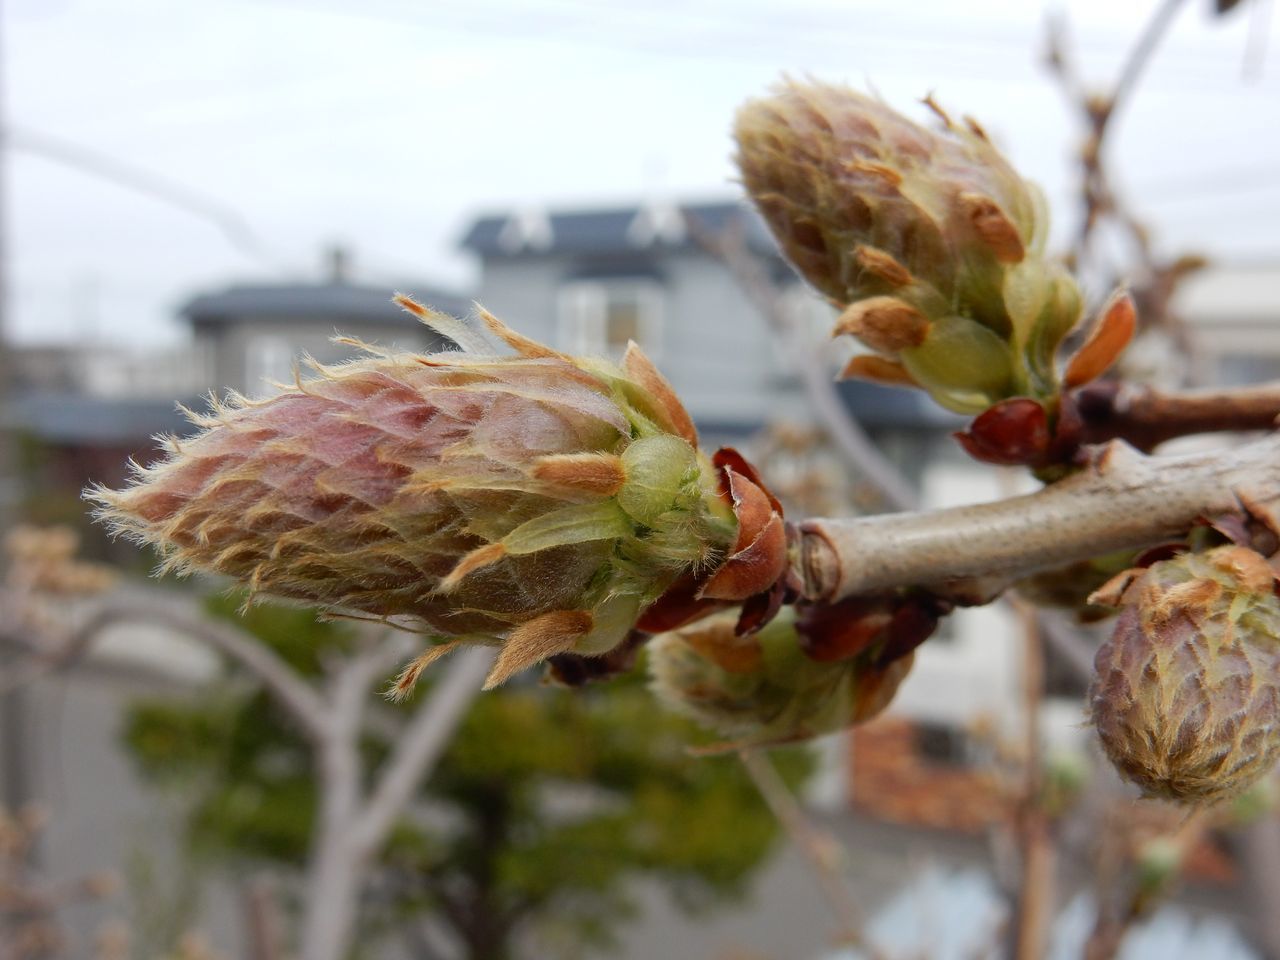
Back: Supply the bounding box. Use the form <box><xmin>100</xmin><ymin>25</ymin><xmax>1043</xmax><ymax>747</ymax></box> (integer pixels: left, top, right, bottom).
<box><xmin>7</xmin><ymin>0</ymin><xmax>1279</xmax><ymax>346</ymax></box>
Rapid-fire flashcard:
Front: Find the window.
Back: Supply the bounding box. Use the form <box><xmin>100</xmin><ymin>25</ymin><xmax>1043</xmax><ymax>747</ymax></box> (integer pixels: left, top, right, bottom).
<box><xmin>246</xmin><ymin>335</ymin><xmax>297</xmax><ymax>397</ymax></box>
<box><xmin>558</xmin><ymin>280</ymin><xmax>664</xmax><ymax>362</ymax></box>
<box><xmin>913</xmin><ymin>721</ymin><xmax>969</xmax><ymax>766</ymax></box>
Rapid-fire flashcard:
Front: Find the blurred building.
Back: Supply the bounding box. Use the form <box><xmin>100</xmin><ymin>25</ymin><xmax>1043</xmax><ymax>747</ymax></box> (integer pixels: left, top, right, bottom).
<box><xmin>1179</xmin><ymin>261</ymin><xmax>1280</xmax><ymax>385</ymax></box>
<box><xmin>459</xmin><ymin>199</ymin><xmax>816</xmax><ymax>435</ymax></box>
<box><xmin>5</xmin><ymin>252</ymin><xmax>465</xmax><ymax>533</ymax></box>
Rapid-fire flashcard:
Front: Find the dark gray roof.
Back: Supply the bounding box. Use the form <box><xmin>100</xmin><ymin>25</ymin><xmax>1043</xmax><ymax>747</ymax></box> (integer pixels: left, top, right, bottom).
<box><xmin>180</xmin><ymin>282</ymin><xmax>468</xmax><ymax>327</ymax></box>
<box><xmin>837</xmin><ymin>379</ymin><xmax>964</xmax><ymax>430</ymax></box>
<box><xmin>459</xmin><ymin>200</ymin><xmax>778</xmax><ymax>258</ymax></box>
<box><xmin>7</xmin><ymin>392</ymin><xmax>202</xmax><ymax>445</ymax></box>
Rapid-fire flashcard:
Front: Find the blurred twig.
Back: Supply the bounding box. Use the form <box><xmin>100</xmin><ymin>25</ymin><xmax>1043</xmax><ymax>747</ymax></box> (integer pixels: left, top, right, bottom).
<box><xmin>686</xmin><ymin>214</ymin><xmax>917</xmax><ymax>513</ymax></box>
<box><xmin>738</xmin><ymin>749</ymin><xmax>885</xmax><ymax>956</ymax></box>
<box><xmin>1074</xmin><ymin>379</ymin><xmax>1280</xmax><ymax>450</ymax></box>
<box><xmin>1008</xmin><ymin>598</ymin><xmax>1054</xmax><ymax>960</ymax></box>
<box><xmin>66</xmin><ymin>601</ymin><xmax>328</xmax><ymax>741</ymax></box>
<box><xmin>1047</xmin><ymin>0</ymin><xmax>1189</xmax><ymax>267</ymax></box>
<box><xmin>46</xmin><ymin>589</ymin><xmax>490</xmax><ymax>960</ymax></box>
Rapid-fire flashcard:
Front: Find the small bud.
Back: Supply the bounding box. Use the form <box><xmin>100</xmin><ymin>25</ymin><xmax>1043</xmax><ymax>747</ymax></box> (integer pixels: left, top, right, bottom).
<box><xmin>953</xmin><ymin>397</ymin><xmax>1050</xmax><ymax>466</ymax></box>
<box><xmin>1089</xmin><ymin>546</ymin><xmax>1280</xmax><ymax>804</ymax></box>
<box><xmin>832</xmin><ymin>297</ymin><xmax>929</xmax><ymax>354</ymax></box>
<box><xmin>90</xmin><ymin>300</ymin><xmax>760</xmax><ymax>692</ymax></box>
<box><xmin>1062</xmin><ymin>289</ymin><xmax>1137</xmax><ymax>388</ymax></box>
<box><xmin>648</xmin><ymin>606</ymin><xmax>916</xmax><ymax>751</ymax></box>
<box><xmin>736</xmin><ymin>81</ymin><xmax>1039</xmax><ymax>309</ymax></box>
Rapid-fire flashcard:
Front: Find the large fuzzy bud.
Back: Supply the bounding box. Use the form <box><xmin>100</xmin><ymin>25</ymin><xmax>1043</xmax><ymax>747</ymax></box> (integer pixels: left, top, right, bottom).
<box><xmin>90</xmin><ymin>299</ymin><xmax>785</xmax><ymax>692</ymax></box>
<box><xmin>1088</xmin><ymin>546</ymin><xmax>1280</xmax><ymax>804</ymax></box>
<box><xmin>648</xmin><ymin>601</ymin><xmax>922</xmax><ymax>751</ymax></box>
<box><xmin>735</xmin><ymin>80</ymin><xmax>1101</xmax><ymax>417</ymax></box>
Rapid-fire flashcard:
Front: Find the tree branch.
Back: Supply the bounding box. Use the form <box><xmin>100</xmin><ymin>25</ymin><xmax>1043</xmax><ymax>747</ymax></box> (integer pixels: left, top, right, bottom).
<box><xmin>737</xmin><ymin>749</ymin><xmax>887</xmax><ymax>959</ymax></box>
<box><xmin>1075</xmin><ymin>380</ymin><xmax>1280</xmax><ymax>451</ymax></box>
<box><xmin>65</xmin><ymin>600</ymin><xmax>328</xmax><ymax>742</ymax></box>
<box><xmin>800</xmin><ymin>434</ymin><xmax>1280</xmax><ymax>603</ymax></box>
<box><xmin>350</xmin><ymin>646</ymin><xmax>494</xmax><ymax>857</ymax></box>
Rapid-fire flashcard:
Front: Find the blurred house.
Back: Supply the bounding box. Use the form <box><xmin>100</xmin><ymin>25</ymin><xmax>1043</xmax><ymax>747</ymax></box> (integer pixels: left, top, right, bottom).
<box><xmin>183</xmin><ymin>251</ymin><xmax>466</xmax><ymax>398</ymax></box>
<box><xmin>1178</xmin><ymin>261</ymin><xmax>1280</xmax><ymax>385</ymax></box>
<box><xmin>6</xmin><ymin>251</ymin><xmax>465</xmax><ymax>530</ymax></box>
<box><xmin>459</xmin><ymin>199</ymin><xmax>817</xmax><ymax>436</ymax></box>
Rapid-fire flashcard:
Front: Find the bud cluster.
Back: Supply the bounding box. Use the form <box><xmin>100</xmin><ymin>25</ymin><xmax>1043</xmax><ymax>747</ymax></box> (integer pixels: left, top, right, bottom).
<box><xmin>735</xmin><ymin>81</ymin><xmax>1134</xmax><ymax>463</ymax></box>
<box><xmin>1089</xmin><ymin>545</ymin><xmax>1280</xmax><ymax>804</ymax></box>
<box><xmin>91</xmin><ymin>300</ymin><xmax>788</xmax><ymax>693</ymax></box>
<box><xmin>648</xmin><ymin>593</ymin><xmax>941</xmax><ymax>750</ymax></box>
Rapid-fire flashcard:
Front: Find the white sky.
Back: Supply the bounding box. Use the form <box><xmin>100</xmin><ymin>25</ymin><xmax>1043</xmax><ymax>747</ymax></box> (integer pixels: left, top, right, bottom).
<box><xmin>7</xmin><ymin>0</ymin><xmax>1280</xmax><ymax>346</ymax></box>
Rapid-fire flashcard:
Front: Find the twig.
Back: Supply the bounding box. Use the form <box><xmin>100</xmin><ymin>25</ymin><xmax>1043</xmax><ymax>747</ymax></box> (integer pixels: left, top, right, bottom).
<box><xmin>686</xmin><ymin>214</ymin><xmax>917</xmax><ymax>512</ymax></box>
<box><xmin>1236</xmin><ymin>813</ymin><xmax>1280</xmax><ymax>959</ymax></box>
<box><xmin>1049</xmin><ymin>0</ymin><xmax>1189</xmax><ymax>264</ymax></box>
<box><xmin>737</xmin><ymin>749</ymin><xmax>883</xmax><ymax>955</ymax></box>
<box><xmin>62</xmin><ymin>600</ymin><xmax>328</xmax><ymax>742</ymax></box>
<box><xmin>1108</xmin><ymin>0</ymin><xmax>1189</xmax><ymax>126</ymax></box>
<box><xmin>350</xmin><ymin>646</ymin><xmax>494</xmax><ymax>856</ymax></box>
<box><xmin>244</xmin><ymin>875</ymin><xmax>283</xmax><ymax>960</ymax></box>
<box><xmin>1010</xmin><ymin>600</ymin><xmax>1054</xmax><ymax>960</ymax></box>
<box><xmin>801</xmin><ymin>432</ymin><xmax>1280</xmax><ymax>603</ymax></box>
<box><xmin>1075</xmin><ymin>380</ymin><xmax>1280</xmax><ymax>451</ymax></box>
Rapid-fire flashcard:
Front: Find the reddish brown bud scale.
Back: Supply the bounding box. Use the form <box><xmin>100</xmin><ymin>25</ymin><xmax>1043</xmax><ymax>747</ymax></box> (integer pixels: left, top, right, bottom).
<box><xmin>838</xmin><ymin>354</ymin><xmax>919</xmax><ymax>387</ymax></box>
<box><xmin>853</xmin><ymin>245</ymin><xmax>914</xmax><ymax>288</ymax></box>
<box><xmin>1063</xmin><ymin>291</ymin><xmax>1137</xmax><ymax>388</ymax></box>
<box><xmin>953</xmin><ymin>397</ymin><xmax>1050</xmax><ymax>466</ymax></box>
<box><xmin>958</xmin><ymin>192</ymin><xmax>1026</xmax><ymax>264</ymax></box>
<box><xmin>698</xmin><ymin>469</ymin><xmax>788</xmax><ymax>602</ymax></box>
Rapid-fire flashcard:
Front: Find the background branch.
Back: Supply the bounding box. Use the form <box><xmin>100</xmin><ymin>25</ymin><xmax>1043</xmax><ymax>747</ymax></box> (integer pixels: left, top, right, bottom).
<box><xmin>1075</xmin><ymin>380</ymin><xmax>1280</xmax><ymax>450</ymax></box>
<box><xmin>738</xmin><ymin>749</ymin><xmax>882</xmax><ymax>956</ymax></box>
<box><xmin>687</xmin><ymin>215</ymin><xmax>917</xmax><ymax>512</ymax></box>
<box><xmin>351</xmin><ymin>646</ymin><xmax>494</xmax><ymax>857</ymax></box>
<box><xmin>65</xmin><ymin>600</ymin><xmax>328</xmax><ymax>742</ymax></box>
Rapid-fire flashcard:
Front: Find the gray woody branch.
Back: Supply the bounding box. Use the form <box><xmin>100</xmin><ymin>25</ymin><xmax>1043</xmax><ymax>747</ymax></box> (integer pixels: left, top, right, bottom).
<box><xmin>800</xmin><ymin>434</ymin><xmax>1280</xmax><ymax>603</ymax></box>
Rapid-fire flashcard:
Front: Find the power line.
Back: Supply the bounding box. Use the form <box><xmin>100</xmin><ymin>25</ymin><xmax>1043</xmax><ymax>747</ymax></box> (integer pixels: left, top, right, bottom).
<box><xmin>5</xmin><ymin>125</ymin><xmax>283</xmax><ymax>271</ymax></box>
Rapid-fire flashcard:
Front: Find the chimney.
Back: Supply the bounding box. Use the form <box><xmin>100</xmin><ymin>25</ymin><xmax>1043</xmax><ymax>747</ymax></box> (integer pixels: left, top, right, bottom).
<box><xmin>326</xmin><ymin>245</ymin><xmax>351</xmax><ymax>284</ymax></box>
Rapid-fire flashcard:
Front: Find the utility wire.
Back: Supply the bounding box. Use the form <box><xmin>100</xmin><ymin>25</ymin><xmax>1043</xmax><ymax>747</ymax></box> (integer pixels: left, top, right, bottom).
<box><xmin>5</xmin><ymin>125</ymin><xmax>282</xmax><ymax>271</ymax></box>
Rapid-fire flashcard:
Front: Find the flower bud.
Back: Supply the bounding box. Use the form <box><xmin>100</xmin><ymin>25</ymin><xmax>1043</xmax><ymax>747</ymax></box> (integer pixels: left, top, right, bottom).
<box><xmin>90</xmin><ymin>299</ymin><xmax>782</xmax><ymax>693</ymax></box>
<box><xmin>648</xmin><ymin>605</ymin><xmax>916</xmax><ymax>751</ymax></box>
<box><xmin>1089</xmin><ymin>546</ymin><xmax>1280</xmax><ymax>804</ymax></box>
<box><xmin>735</xmin><ymin>80</ymin><xmax>1089</xmax><ymax>414</ymax></box>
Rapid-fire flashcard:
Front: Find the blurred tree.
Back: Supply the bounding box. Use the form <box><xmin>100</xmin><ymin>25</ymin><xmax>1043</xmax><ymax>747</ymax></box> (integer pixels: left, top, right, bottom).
<box><xmin>122</xmin><ymin>594</ymin><xmax>811</xmax><ymax>960</ymax></box>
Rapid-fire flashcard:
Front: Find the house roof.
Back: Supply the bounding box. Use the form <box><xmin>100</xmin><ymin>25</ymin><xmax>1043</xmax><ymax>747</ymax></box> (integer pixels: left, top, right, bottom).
<box><xmin>837</xmin><ymin>379</ymin><xmax>964</xmax><ymax>429</ymax></box>
<box><xmin>458</xmin><ymin>199</ymin><xmax>779</xmax><ymax>258</ymax></box>
<box><xmin>180</xmin><ymin>282</ymin><xmax>469</xmax><ymax>327</ymax></box>
<box><xmin>6</xmin><ymin>392</ymin><xmax>200</xmax><ymax>444</ymax></box>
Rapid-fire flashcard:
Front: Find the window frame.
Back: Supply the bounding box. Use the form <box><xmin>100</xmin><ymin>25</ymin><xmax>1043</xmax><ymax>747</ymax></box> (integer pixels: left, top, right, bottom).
<box><xmin>556</xmin><ymin>278</ymin><xmax>665</xmax><ymax>363</ymax></box>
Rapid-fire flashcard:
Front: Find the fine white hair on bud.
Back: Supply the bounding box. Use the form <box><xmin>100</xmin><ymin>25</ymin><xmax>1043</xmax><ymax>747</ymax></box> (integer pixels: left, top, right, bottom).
<box><xmin>89</xmin><ymin>299</ymin><xmax>795</xmax><ymax>693</ymax></box>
